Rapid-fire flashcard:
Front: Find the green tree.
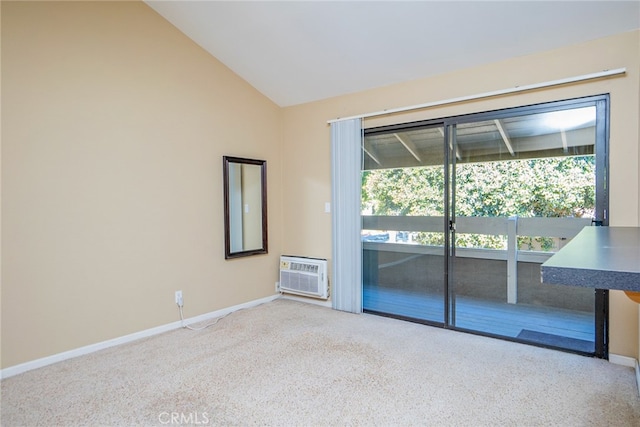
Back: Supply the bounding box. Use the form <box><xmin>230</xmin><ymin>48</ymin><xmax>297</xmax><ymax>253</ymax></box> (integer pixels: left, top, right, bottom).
<box><xmin>362</xmin><ymin>156</ymin><xmax>595</xmax><ymax>250</ymax></box>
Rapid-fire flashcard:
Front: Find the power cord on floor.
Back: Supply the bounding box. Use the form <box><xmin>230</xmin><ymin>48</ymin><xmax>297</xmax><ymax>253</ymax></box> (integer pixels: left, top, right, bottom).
<box><xmin>177</xmin><ymin>299</ymin><xmax>270</xmax><ymax>331</ymax></box>
<box><xmin>177</xmin><ymin>303</ymin><xmax>232</xmax><ymax>331</ymax></box>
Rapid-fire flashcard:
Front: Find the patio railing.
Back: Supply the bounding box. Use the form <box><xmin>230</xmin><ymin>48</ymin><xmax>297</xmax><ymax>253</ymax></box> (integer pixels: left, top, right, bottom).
<box><xmin>362</xmin><ymin>215</ymin><xmax>592</xmax><ymax>304</ymax></box>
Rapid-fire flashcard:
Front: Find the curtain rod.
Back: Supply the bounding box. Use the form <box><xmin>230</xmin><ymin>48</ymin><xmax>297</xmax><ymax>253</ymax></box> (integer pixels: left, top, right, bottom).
<box><xmin>327</xmin><ymin>68</ymin><xmax>626</xmax><ymax>124</ymax></box>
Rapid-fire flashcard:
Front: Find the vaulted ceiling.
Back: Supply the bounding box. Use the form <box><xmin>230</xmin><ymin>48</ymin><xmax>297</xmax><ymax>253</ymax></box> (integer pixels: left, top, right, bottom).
<box><xmin>145</xmin><ymin>1</ymin><xmax>640</xmax><ymax>107</ymax></box>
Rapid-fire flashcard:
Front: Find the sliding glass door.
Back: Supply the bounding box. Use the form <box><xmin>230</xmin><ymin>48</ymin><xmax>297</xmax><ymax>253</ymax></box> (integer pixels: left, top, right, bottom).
<box><xmin>449</xmin><ymin>101</ymin><xmax>605</xmax><ymax>355</ymax></box>
<box><xmin>362</xmin><ymin>95</ymin><xmax>609</xmax><ymax>357</ymax></box>
<box><xmin>362</xmin><ymin>125</ymin><xmax>446</xmax><ymax>324</ymax></box>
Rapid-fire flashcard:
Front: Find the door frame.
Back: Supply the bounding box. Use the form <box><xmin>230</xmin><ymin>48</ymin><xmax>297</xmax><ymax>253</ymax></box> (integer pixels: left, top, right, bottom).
<box><xmin>362</xmin><ymin>94</ymin><xmax>610</xmax><ymax>358</ymax></box>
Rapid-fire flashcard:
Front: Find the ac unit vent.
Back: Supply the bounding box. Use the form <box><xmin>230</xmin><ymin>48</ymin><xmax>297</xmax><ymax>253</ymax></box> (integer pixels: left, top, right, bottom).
<box><xmin>279</xmin><ymin>256</ymin><xmax>328</xmax><ymax>299</ymax></box>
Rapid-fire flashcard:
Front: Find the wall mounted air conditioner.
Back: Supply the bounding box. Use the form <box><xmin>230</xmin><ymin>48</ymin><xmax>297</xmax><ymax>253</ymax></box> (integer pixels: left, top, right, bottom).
<box><xmin>279</xmin><ymin>256</ymin><xmax>329</xmax><ymax>299</ymax></box>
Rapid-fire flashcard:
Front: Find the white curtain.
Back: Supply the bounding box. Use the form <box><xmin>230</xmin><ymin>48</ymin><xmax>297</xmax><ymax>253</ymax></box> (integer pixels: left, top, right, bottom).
<box><xmin>330</xmin><ymin>118</ymin><xmax>363</xmax><ymax>313</ymax></box>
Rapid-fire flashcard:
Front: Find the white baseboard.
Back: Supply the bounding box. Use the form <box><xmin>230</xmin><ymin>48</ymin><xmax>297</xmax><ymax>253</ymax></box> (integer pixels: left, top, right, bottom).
<box><xmin>0</xmin><ymin>294</ymin><xmax>280</xmax><ymax>380</ymax></box>
<box><xmin>608</xmin><ymin>353</ymin><xmax>640</xmax><ymax>396</ymax></box>
<box><xmin>608</xmin><ymin>353</ymin><xmax>637</xmax><ymax>368</ymax></box>
<box><xmin>278</xmin><ymin>293</ymin><xmax>332</xmax><ymax>308</ymax></box>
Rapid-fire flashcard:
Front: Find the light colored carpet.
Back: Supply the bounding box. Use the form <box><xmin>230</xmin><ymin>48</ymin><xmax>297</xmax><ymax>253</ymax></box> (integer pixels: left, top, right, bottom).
<box><xmin>2</xmin><ymin>298</ymin><xmax>639</xmax><ymax>426</ymax></box>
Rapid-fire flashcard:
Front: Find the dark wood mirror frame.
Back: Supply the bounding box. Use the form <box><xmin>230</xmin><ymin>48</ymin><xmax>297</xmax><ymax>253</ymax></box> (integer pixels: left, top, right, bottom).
<box><xmin>223</xmin><ymin>156</ymin><xmax>268</xmax><ymax>259</ymax></box>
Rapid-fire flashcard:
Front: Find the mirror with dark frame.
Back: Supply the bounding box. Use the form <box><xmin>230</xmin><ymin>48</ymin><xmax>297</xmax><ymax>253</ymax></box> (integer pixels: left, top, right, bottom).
<box><xmin>223</xmin><ymin>156</ymin><xmax>268</xmax><ymax>259</ymax></box>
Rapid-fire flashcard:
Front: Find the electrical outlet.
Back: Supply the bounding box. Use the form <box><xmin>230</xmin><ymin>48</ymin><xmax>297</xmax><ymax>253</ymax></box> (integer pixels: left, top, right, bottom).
<box><xmin>275</xmin><ymin>281</ymin><xmax>280</xmax><ymax>293</ymax></box>
<box><xmin>175</xmin><ymin>290</ymin><xmax>183</xmax><ymax>307</ymax></box>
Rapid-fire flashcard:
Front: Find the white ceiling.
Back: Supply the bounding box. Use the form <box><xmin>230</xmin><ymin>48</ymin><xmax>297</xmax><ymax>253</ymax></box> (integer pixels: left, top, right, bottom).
<box><xmin>145</xmin><ymin>1</ymin><xmax>640</xmax><ymax>107</ymax></box>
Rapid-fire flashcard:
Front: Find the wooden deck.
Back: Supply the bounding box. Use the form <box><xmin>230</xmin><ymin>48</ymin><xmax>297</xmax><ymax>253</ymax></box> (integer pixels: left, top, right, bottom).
<box><xmin>363</xmin><ymin>286</ymin><xmax>595</xmax><ymax>353</ymax></box>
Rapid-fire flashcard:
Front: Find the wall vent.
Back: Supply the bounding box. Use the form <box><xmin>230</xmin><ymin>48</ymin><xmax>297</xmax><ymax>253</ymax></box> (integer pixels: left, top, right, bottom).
<box><xmin>279</xmin><ymin>256</ymin><xmax>328</xmax><ymax>299</ymax></box>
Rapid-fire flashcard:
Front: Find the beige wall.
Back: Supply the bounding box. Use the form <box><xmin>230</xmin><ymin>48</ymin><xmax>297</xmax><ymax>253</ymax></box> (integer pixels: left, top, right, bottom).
<box><xmin>282</xmin><ymin>30</ymin><xmax>640</xmax><ymax>358</ymax></box>
<box><xmin>1</xmin><ymin>1</ymin><xmax>283</xmax><ymax>368</ymax></box>
<box><xmin>2</xmin><ymin>1</ymin><xmax>639</xmax><ymax>370</ymax></box>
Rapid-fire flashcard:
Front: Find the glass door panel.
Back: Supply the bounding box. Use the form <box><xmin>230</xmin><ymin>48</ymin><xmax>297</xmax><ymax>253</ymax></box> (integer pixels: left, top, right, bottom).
<box><xmin>450</xmin><ymin>106</ymin><xmax>597</xmax><ymax>353</ymax></box>
<box><xmin>362</xmin><ymin>125</ymin><xmax>446</xmax><ymax>323</ymax></box>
